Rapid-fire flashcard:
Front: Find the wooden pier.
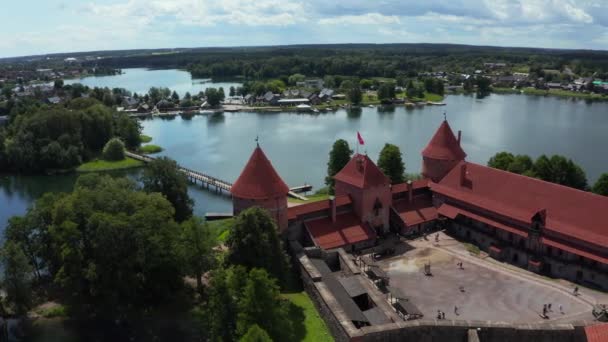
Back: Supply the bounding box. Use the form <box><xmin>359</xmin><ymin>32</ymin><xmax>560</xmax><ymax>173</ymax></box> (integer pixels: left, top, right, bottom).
<box><xmin>126</xmin><ymin>151</ymin><xmax>312</xmax><ymax>199</ymax></box>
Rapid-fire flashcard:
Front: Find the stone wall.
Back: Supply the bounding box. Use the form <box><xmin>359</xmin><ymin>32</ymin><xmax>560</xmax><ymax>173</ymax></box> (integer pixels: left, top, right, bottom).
<box><xmin>359</xmin><ymin>320</ymin><xmax>583</xmax><ymax>342</ymax></box>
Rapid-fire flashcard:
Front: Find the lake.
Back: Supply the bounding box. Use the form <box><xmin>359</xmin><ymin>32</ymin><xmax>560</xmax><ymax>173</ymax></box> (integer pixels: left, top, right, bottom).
<box><xmin>3</xmin><ymin>68</ymin><xmax>608</xmax><ymax>234</ymax></box>
<box><xmin>64</xmin><ymin>68</ymin><xmax>241</xmax><ymax>96</ymax></box>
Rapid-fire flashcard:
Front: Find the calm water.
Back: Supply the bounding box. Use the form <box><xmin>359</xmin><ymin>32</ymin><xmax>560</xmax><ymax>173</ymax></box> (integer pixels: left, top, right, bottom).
<box><xmin>3</xmin><ymin>68</ymin><xmax>608</xmax><ymax>234</ymax></box>
<box><xmin>65</xmin><ymin>68</ymin><xmax>241</xmax><ymax>96</ymax></box>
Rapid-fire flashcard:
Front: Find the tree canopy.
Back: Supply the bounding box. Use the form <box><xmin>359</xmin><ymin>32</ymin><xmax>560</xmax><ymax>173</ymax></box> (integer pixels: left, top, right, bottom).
<box><xmin>488</xmin><ymin>152</ymin><xmax>588</xmax><ymax>190</ymax></box>
<box><xmin>593</xmin><ymin>173</ymin><xmax>608</xmax><ymax>196</ymax></box>
<box><xmin>377</xmin><ymin>82</ymin><xmax>396</xmax><ymax>103</ymax></box>
<box><xmin>102</xmin><ymin>137</ymin><xmax>125</xmax><ymax>161</ymax></box>
<box><xmin>206</xmin><ymin>266</ymin><xmax>295</xmax><ymax>342</ymax></box>
<box><xmin>141</xmin><ymin>157</ymin><xmax>194</xmax><ymax>222</ymax></box>
<box><xmin>3</xmin><ymin>175</ymin><xmax>186</xmax><ymax>319</ymax></box>
<box><xmin>0</xmin><ymin>103</ymin><xmax>140</xmax><ymax>172</ymax></box>
<box><xmin>325</xmin><ymin>139</ymin><xmax>353</xmax><ymax>194</ymax></box>
<box><xmin>225</xmin><ymin>207</ymin><xmax>291</xmax><ymax>287</ymax></box>
<box><xmin>377</xmin><ymin>143</ymin><xmax>405</xmax><ymax>184</ymax></box>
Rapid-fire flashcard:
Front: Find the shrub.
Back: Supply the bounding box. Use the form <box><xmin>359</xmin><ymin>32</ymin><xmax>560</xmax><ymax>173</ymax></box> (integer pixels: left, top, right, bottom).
<box><xmin>102</xmin><ymin>138</ymin><xmax>125</xmax><ymax>161</ymax></box>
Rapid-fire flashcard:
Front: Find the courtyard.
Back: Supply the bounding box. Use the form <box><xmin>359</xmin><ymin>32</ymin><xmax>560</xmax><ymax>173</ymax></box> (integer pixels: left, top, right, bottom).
<box><xmin>375</xmin><ymin>233</ymin><xmax>599</xmax><ymax>324</ymax></box>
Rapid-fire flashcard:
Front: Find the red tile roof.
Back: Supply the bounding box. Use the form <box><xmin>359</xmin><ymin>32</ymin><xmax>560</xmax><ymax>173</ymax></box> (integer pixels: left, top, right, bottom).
<box><xmin>585</xmin><ymin>323</ymin><xmax>608</xmax><ymax>342</ymax></box>
<box><xmin>231</xmin><ymin>146</ymin><xmax>289</xmax><ymax>200</ymax></box>
<box><xmin>422</xmin><ymin>120</ymin><xmax>466</xmax><ymax>160</ymax></box>
<box><xmin>305</xmin><ymin>212</ymin><xmax>376</xmax><ymax>250</ymax></box>
<box><xmin>391</xmin><ymin>179</ymin><xmax>430</xmax><ymax>194</ymax></box>
<box><xmin>393</xmin><ymin>196</ymin><xmax>438</xmax><ymax>227</ymax></box>
<box><xmin>433</xmin><ymin>162</ymin><xmax>608</xmax><ymax>248</ymax></box>
<box><xmin>334</xmin><ymin>154</ymin><xmax>390</xmax><ymax>188</ymax></box>
<box><xmin>287</xmin><ymin>195</ymin><xmax>352</xmax><ymax>220</ymax></box>
<box><xmin>437</xmin><ymin>203</ymin><xmax>529</xmax><ymax>238</ymax></box>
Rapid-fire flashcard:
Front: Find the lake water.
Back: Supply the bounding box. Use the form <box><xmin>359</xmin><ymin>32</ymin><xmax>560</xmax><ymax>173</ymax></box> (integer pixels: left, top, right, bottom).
<box><xmin>3</xmin><ymin>68</ymin><xmax>608</xmax><ymax>234</ymax></box>
<box><xmin>65</xmin><ymin>68</ymin><xmax>241</xmax><ymax>97</ymax></box>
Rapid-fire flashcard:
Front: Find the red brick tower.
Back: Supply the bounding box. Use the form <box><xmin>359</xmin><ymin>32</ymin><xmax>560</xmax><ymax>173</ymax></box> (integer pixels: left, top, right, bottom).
<box><xmin>231</xmin><ymin>146</ymin><xmax>290</xmax><ymax>231</ymax></box>
<box><xmin>334</xmin><ymin>154</ymin><xmax>392</xmax><ymax>234</ymax></box>
<box><xmin>422</xmin><ymin>119</ymin><xmax>467</xmax><ymax>182</ymax></box>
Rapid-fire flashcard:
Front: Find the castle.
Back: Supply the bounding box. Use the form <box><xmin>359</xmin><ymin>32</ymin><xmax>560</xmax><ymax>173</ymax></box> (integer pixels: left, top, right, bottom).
<box><xmin>231</xmin><ymin>119</ymin><xmax>608</xmax><ymax>291</ymax></box>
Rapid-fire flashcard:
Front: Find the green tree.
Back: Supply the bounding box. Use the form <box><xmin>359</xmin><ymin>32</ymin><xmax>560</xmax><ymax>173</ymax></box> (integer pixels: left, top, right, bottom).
<box><xmin>180</xmin><ymin>217</ymin><xmax>215</xmax><ymax>294</ymax></box>
<box><xmin>229</xmin><ymin>86</ymin><xmax>236</xmax><ymax>97</ymax></box>
<box><xmin>205</xmin><ymin>88</ymin><xmax>222</xmax><ymax>107</ymax></box>
<box><xmin>53</xmin><ymin>79</ymin><xmax>64</xmax><ymax>89</ymax></box>
<box><xmin>508</xmin><ymin>155</ymin><xmax>534</xmax><ymax>175</ymax></box>
<box><xmin>225</xmin><ymin>208</ymin><xmax>290</xmax><ymax>287</ymax></box>
<box><xmin>48</xmin><ymin>175</ymin><xmax>184</xmax><ymax>318</ymax></box>
<box><xmin>488</xmin><ymin>152</ymin><xmax>515</xmax><ymax>170</ymax></box>
<box><xmin>288</xmin><ymin>73</ymin><xmax>305</xmax><ymax>85</ymax></box>
<box><xmin>377</xmin><ymin>82</ymin><xmax>396</xmax><ymax>103</ymax></box>
<box><xmin>240</xmin><ymin>324</ymin><xmax>272</xmax><ymax>342</ymax></box>
<box><xmin>171</xmin><ymin>90</ymin><xmax>180</xmax><ymax>102</ymax></box>
<box><xmin>142</xmin><ymin>157</ymin><xmax>194</xmax><ymax>222</ymax></box>
<box><xmin>534</xmin><ymin>155</ymin><xmax>588</xmax><ymax>190</ymax></box>
<box><xmin>102</xmin><ymin>137</ymin><xmax>125</xmax><ymax>161</ymax></box>
<box><xmin>593</xmin><ymin>173</ymin><xmax>608</xmax><ymax>196</ymax></box>
<box><xmin>347</xmin><ymin>86</ymin><xmax>362</xmax><ymax>105</ymax></box>
<box><xmin>378</xmin><ymin>143</ymin><xmax>405</xmax><ymax>184</ymax></box>
<box><xmin>325</xmin><ymin>139</ymin><xmax>353</xmax><ymax>194</ymax></box>
<box><xmin>236</xmin><ymin>269</ymin><xmax>293</xmax><ymax>341</ymax></box>
<box><xmin>1</xmin><ymin>240</ymin><xmax>33</xmax><ymax>315</ymax></box>
<box><xmin>406</xmin><ymin>80</ymin><xmax>417</xmax><ymax>98</ymax></box>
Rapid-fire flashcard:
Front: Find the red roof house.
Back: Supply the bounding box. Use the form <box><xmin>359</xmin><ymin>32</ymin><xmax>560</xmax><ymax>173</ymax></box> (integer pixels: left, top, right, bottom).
<box><xmin>421</xmin><ymin>120</ymin><xmax>467</xmax><ymax>182</ymax></box>
<box><xmin>305</xmin><ymin>212</ymin><xmax>377</xmax><ymax>250</ymax></box>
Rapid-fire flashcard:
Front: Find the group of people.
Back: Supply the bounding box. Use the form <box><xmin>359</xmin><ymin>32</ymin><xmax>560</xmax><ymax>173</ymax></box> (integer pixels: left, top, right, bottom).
<box><xmin>436</xmin><ymin>306</ymin><xmax>461</xmax><ymax>320</ymax></box>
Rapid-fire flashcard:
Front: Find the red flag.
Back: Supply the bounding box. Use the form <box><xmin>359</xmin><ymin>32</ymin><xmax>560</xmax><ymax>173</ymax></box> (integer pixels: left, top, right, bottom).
<box><xmin>357</xmin><ymin>131</ymin><xmax>365</xmax><ymax>145</ymax></box>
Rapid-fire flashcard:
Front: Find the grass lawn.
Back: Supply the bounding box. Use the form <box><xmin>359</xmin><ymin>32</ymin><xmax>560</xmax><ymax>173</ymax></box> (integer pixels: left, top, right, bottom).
<box><xmin>208</xmin><ymin>218</ymin><xmax>234</xmax><ymax>244</ymax></box>
<box><xmin>283</xmin><ymin>292</ymin><xmax>333</xmax><ymax>342</ymax></box>
<box><xmin>289</xmin><ymin>193</ymin><xmax>330</xmax><ymax>204</ymax></box>
<box><xmin>76</xmin><ymin>157</ymin><xmax>143</xmax><ymax>172</ymax></box>
<box><xmin>140</xmin><ymin>134</ymin><xmax>153</xmax><ymax>143</ymax></box>
<box><xmin>139</xmin><ymin>144</ymin><xmax>163</xmax><ymax>154</ymax></box>
<box><xmin>517</xmin><ymin>87</ymin><xmax>608</xmax><ymax>100</ymax></box>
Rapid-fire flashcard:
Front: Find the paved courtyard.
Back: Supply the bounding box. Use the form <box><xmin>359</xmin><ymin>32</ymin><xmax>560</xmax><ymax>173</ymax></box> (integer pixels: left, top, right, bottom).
<box><xmin>376</xmin><ymin>236</ymin><xmax>596</xmax><ymax>324</ymax></box>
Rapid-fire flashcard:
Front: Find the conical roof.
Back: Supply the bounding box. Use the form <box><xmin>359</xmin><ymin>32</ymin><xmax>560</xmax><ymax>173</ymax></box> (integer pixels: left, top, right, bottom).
<box><xmin>334</xmin><ymin>154</ymin><xmax>390</xmax><ymax>188</ymax></box>
<box><xmin>422</xmin><ymin>120</ymin><xmax>467</xmax><ymax>160</ymax></box>
<box><xmin>231</xmin><ymin>147</ymin><xmax>289</xmax><ymax>199</ymax></box>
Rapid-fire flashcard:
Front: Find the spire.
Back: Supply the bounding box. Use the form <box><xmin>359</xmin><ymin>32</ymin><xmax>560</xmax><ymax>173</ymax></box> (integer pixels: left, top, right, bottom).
<box><xmin>231</xmin><ymin>146</ymin><xmax>289</xmax><ymax>199</ymax></box>
<box><xmin>334</xmin><ymin>154</ymin><xmax>390</xmax><ymax>188</ymax></box>
<box><xmin>422</xmin><ymin>120</ymin><xmax>467</xmax><ymax>160</ymax></box>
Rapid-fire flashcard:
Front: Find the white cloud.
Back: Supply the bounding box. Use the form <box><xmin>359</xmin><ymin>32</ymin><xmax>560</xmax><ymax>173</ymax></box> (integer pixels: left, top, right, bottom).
<box><xmin>319</xmin><ymin>13</ymin><xmax>401</xmax><ymax>26</ymax></box>
<box><xmin>87</xmin><ymin>0</ymin><xmax>307</xmax><ymax>27</ymax></box>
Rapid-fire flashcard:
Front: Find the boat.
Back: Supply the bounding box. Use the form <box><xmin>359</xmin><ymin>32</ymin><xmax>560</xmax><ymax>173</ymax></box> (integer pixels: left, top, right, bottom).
<box><xmin>426</xmin><ymin>101</ymin><xmax>446</xmax><ymax>106</ymax></box>
<box><xmin>296</xmin><ymin>104</ymin><xmax>313</xmax><ymax>112</ymax></box>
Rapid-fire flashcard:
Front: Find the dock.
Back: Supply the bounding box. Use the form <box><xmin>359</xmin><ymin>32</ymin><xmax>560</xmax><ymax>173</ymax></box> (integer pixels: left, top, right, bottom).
<box><xmin>125</xmin><ymin>151</ymin><xmax>312</xmax><ymax>199</ymax></box>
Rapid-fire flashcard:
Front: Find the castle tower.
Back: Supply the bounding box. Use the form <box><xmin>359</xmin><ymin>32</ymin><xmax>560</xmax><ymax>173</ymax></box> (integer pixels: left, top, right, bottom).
<box><xmin>334</xmin><ymin>154</ymin><xmax>392</xmax><ymax>234</ymax></box>
<box><xmin>421</xmin><ymin>119</ymin><xmax>467</xmax><ymax>182</ymax></box>
<box><xmin>231</xmin><ymin>146</ymin><xmax>289</xmax><ymax>231</ymax></box>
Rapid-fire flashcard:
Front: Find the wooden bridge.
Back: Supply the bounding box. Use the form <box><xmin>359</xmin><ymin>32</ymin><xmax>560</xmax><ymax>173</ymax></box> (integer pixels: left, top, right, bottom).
<box><xmin>125</xmin><ymin>151</ymin><xmax>312</xmax><ymax>199</ymax></box>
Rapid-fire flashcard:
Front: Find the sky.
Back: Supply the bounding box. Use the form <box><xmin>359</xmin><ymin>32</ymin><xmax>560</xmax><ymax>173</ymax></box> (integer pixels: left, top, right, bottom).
<box><xmin>2</xmin><ymin>0</ymin><xmax>608</xmax><ymax>58</ymax></box>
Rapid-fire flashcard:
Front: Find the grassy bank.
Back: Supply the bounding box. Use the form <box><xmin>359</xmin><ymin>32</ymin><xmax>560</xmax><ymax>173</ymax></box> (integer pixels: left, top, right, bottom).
<box><xmin>140</xmin><ymin>134</ymin><xmax>153</xmax><ymax>143</ymax></box>
<box><xmin>139</xmin><ymin>144</ymin><xmax>163</xmax><ymax>154</ymax></box>
<box><xmin>283</xmin><ymin>292</ymin><xmax>334</xmax><ymax>342</ymax></box>
<box><xmin>289</xmin><ymin>193</ymin><xmax>330</xmax><ymax>204</ymax></box>
<box><xmin>492</xmin><ymin>87</ymin><xmax>608</xmax><ymax>100</ymax></box>
<box><xmin>76</xmin><ymin>157</ymin><xmax>143</xmax><ymax>172</ymax></box>
<box><xmin>208</xmin><ymin>218</ymin><xmax>234</xmax><ymax>244</ymax></box>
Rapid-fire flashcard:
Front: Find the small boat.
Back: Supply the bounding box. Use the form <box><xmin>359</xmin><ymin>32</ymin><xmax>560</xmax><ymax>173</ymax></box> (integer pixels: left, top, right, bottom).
<box><xmin>368</xmin><ymin>104</ymin><xmax>374</xmax><ymax>108</ymax></box>
<box><xmin>312</xmin><ymin>108</ymin><xmax>320</xmax><ymax>113</ymax></box>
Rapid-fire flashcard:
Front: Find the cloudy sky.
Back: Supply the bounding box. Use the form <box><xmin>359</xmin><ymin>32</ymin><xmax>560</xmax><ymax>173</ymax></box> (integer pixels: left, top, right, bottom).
<box><xmin>2</xmin><ymin>0</ymin><xmax>608</xmax><ymax>58</ymax></box>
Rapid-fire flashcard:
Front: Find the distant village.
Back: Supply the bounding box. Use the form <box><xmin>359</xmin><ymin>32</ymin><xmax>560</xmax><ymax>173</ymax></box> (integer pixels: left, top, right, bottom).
<box><xmin>1</xmin><ymin>58</ymin><xmax>608</xmax><ymax>123</ymax></box>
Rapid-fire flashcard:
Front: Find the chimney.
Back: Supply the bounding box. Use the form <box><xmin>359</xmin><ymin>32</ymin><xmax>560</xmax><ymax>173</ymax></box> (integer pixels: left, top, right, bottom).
<box><xmin>457</xmin><ymin>130</ymin><xmax>462</xmax><ymax>145</ymax></box>
<box><xmin>407</xmin><ymin>180</ymin><xmax>413</xmax><ymax>203</ymax></box>
<box><xmin>460</xmin><ymin>163</ymin><xmax>467</xmax><ymax>186</ymax></box>
<box><xmin>329</xmin><ymin>196</ymin><xmax>336</xmax><ymax>223</ymax></box>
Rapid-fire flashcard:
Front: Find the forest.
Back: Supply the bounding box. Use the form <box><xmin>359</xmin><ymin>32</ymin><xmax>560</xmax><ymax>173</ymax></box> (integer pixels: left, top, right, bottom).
<box><xmin>84</xmin><ymin>44</ymin><xmax>608</xmax><ymax>80</ymax></box>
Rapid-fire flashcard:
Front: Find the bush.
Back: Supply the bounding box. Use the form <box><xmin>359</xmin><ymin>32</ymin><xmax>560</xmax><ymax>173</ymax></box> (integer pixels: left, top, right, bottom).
<box><xmin>102</xmin><ymin>138</ymin><xmax>125</xmax><ymax>161</ymax></box>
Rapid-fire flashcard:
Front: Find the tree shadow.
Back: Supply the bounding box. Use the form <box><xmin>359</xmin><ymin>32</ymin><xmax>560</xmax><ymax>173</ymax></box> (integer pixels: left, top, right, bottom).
<box><xmin>285</xmin><ymin>300</ymin><xmax>306</xmax><ymax>342</ymax></box>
